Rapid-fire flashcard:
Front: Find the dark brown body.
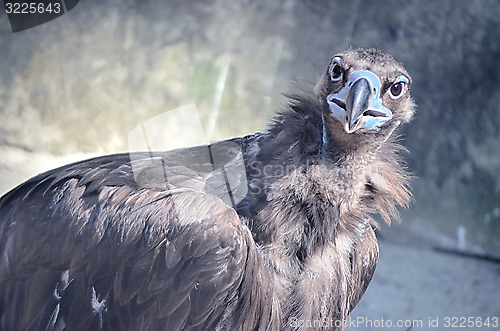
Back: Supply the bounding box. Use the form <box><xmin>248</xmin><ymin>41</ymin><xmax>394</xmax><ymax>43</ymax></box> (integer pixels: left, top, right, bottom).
<box><xmin>0</xmin><ymin>48</ymin><xmax>414</xmax><ymax>330</ymax></box>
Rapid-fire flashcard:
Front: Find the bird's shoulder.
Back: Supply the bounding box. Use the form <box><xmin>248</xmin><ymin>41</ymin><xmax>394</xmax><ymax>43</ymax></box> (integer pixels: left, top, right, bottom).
<box><xmin>0</xmin><ymin>134</ymin><xmax>258</xmax><ymax>210</ymax></box>
<box><xmin>0</xmin><ymin>137</ymin><xmax>259</xmax><ymax>330</ymax></box>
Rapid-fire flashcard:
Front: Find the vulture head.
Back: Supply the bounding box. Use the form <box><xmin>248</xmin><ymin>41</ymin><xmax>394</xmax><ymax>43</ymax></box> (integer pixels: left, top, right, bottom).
<box><xmin>315</xmin><ymin>48</ymin><xmax>415</xmax><ymax>152</ymax></box>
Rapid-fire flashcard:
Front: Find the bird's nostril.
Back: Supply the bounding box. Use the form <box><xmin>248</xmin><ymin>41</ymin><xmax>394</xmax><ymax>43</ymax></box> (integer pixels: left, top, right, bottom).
<box><xmin>333</xmin><ymin>98</ymin><xmax>346</xmax><ymax>110</ymax></box>
<box><xmin>364</xmin><ymin>109</ymin><xmax>388</xmax><ymax>117</ymax></box>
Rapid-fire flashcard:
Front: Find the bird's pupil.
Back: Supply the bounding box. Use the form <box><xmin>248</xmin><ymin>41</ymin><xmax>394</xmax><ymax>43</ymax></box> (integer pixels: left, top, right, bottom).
<box><xmin>331</xmin><ymin>64</ymin><xmax>342</xmax><ymax>80</ymax></box>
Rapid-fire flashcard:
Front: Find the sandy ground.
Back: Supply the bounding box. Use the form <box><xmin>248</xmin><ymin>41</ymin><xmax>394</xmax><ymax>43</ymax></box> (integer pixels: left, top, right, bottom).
<box><xmin>1</xmin><ymin>145</ymin><xmax>499</xmax><ymax>330</ymax></box>
<box><xmin>349</xmin><ymin>238</ymin><xmax>499</xmax><ymax>330</ymax></box>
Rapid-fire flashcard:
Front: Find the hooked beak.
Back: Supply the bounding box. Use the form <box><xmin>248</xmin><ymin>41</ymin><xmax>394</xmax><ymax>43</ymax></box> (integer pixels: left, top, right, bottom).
<box><xmin>327</xmin><ymin>70</ymin><xmax>393</xmax><ymax>133</ymax></box>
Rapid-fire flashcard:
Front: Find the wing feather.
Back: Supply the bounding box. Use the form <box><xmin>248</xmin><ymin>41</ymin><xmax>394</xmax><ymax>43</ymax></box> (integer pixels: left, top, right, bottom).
<box><xmin>348</xmin><ymin>227</ymin><xmax>379</xmax><ymax>313</ymax></box>
<box><xmin>0</xmin><ymin>145</ymin><xmax>254</xmax><ymax>330</ymax></box>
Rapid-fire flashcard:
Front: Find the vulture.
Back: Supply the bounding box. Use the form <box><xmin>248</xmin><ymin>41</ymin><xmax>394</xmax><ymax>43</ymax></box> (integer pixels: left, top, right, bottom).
<box><xmin>0</xmin><ymin>48</ymin><xmax>415</xmax><ymax>330</ymax></box>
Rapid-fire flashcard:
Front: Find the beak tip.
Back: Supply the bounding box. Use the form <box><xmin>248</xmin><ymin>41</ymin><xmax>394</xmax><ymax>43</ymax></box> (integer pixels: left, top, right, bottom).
<box><xmin>344</xmin><ymin>122</ymin><xmax>356</xmax><ymax>134</ymax></box>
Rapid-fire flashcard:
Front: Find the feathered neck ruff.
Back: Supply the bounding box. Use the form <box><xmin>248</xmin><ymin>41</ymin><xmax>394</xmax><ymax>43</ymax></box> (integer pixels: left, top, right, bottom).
<box><xmin>241</xmin><ymin>93</ymin><xmax>412</xmax><ymax>247</ymax></box>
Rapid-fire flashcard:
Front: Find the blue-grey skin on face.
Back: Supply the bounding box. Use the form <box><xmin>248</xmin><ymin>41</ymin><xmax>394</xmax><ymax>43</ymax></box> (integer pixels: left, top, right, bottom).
<box><xmin>326</xmin><ymin>56</ymin><xmax>409</xmax><ymax>134</ymax></box>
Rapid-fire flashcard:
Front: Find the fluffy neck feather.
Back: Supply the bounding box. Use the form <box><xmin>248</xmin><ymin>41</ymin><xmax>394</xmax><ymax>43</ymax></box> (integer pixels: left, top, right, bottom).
<box><xmin>235</xmin><ymin>93</ymin><xmax>412</xmax><ymax>328</ymax></box>
<box><xmin>240</xmin><ymin>93</ymin><xmax>411</xmax><ymax>250</ymax></box>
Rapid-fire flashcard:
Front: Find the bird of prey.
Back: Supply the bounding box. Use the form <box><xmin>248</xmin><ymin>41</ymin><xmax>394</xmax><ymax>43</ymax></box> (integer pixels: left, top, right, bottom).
<box><xmin>0</xmin><ymin>48</ymin><xmax>414</xmax><ymax>330</ymax></box>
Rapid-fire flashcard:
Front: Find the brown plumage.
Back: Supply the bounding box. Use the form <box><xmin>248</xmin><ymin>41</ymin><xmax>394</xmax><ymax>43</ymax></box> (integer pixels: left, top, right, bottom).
<box><xmin>0</xmin><ymin>48</ymin><xmax>414</xmax><ymax>330</ymax></box>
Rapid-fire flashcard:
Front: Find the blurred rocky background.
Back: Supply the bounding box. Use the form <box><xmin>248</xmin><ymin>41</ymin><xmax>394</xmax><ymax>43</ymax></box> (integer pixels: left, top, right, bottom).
<box><xmin>1</xmin><ymin>0</ymin><xmax>499</xmax><ymax>328</ymax></box>
<box><xmin>2</xmin><ymin>0</ymin><xmax>499</xmax><ymax>258</ymax></box>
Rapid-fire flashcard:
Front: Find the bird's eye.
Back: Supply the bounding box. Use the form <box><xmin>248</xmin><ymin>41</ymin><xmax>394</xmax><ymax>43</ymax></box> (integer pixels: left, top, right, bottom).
<box><xmin>330</xmin><ymin>61</ymin><xmax>343</xmax><ymax>82</ymax></box>
<box><xmin>389</xmin><ymin>82</ymin><xmax>405</xmax><ymax>99</ymax></box>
